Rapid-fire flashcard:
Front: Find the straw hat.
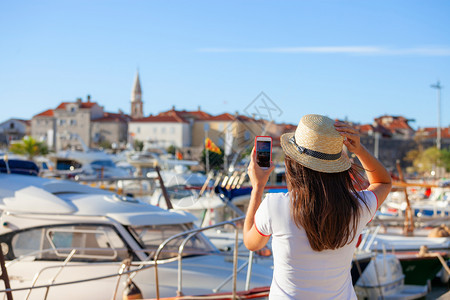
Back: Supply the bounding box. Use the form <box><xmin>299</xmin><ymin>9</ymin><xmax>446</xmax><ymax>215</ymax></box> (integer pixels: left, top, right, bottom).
<box><xmin>280</xmin><ymin>114</ymin><xmax>351</xmax><ymax>173</ymax></box>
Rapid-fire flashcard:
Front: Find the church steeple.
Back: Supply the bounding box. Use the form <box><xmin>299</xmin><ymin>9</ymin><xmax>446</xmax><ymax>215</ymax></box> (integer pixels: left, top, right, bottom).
<box><xmin>131</xmin><ymin>71</ymin><xmax>143</xmax><ymax>119</ymax></box>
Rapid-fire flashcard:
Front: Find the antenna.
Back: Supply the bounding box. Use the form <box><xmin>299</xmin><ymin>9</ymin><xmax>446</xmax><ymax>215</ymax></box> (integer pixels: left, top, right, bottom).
<box><xmin>430</xmin><ymin>81</ymin><xmax>443</xmax><ymax>150</ymax></box>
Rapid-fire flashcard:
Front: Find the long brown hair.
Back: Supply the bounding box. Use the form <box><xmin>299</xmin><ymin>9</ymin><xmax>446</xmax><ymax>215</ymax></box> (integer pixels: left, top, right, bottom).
<box><xmin>285</xmin><ymin>155</ymin><xmax>368</xmax><ymax>251</ymax></box>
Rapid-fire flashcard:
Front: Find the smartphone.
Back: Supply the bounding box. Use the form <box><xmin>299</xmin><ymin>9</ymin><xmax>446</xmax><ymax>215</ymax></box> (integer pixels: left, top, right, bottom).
<box><xmin>255</xmin><ymin>136</ymin><xmax>272</xmax><ymax>169</ymax></box>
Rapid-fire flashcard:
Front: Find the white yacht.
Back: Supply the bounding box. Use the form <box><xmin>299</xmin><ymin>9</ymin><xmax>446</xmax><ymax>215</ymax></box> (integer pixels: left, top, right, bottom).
<box><xmin>0</xmin><ymin>168</ymin><xmax>272</xmax><ymax>299</ymax></box>
<box><xmin>50</xmin><ymin>149</ymin><xmax>130</xmax><ymax>179</ymax></box>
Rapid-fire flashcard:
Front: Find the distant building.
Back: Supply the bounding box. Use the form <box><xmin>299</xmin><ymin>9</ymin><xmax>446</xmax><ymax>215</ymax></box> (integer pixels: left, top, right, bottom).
<box><xmin>192</xmin><ymin>113</ymin><xmax>266</xmax><ymax>152</ymax></box>
<box><xmin>347</xmin><ymin>115</ymin><xmax>417</xmax><ymax>171</ymax></box>
<box><xmin>415</xmin><ymin>126</ymin><xmax>450</xmax><ymax>149</ymax></box>
<box><xmin>52</xmin><ymin>96</ymin><xmax>104</xmax><ymax>150</ymax></box>
<box><xmin>31</xmin><ymin>109</ymin><xmax>57</xmax><ymax>149</ymax></box>
<box><xmin>31</xmin><ymin>95</ymin><xmax>130</xmax><ymax>151</ymax></box>
<box><xmin>373</xmin><ymin>115</ymin><xmax>415</xmax><ymax>139</ymax></box>
<box><xmin>267</xmin><ymin>123</ymin><xmax>297</xmax><ymax>148</ymax></box>
<box><xmin>130</xmin><ymin>71</ymin><xmax>144</xmax><ymax>119</ymax></box>
<box><xmin>0</xmin><ymin>118</ymin><xmax>30</xmax><ymax>145</ymax></box>
<box><xmin>91</xmin><ymin>111</ymin><xmax>130</xmax><ymax>148</ymax></box>
<box><xmin>129</xmin><ymin>112</ymin><xmax>190</xmax><ymax>149</ymax></box>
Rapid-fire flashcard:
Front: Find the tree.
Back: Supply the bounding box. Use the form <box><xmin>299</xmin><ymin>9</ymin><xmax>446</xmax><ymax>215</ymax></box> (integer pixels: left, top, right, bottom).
<box><xmin>201</xmin><ymin>148</ymin><xmax>224</xmax><ymax>171</ymax></box>
<box><xmin>442</xmin><ymin>149</ymin><xmax>450</xmax><ymax>172</ymax></box>
<box><xmin>167</xmin><ymin>145</ymin><xmax>176</xmax><ymax>156</ymax></box>
<box><xmin>98</xmin><ymin>140</ymin><xmax>112</xmax><ymax>150</ymax></box>
<box><xmin>134</xmin><ymin>139</ymin><xmax>144</xmax><ymax>151</ymax></box>
<box><xmin>9</xmin><ymin>136</ymin><xmax>48</xmax><ymax>159</ymax></box>
<box><xmin>404</xmin><ymin>146</ymin><xmax>444</xmax><ymax>175</ymax></box>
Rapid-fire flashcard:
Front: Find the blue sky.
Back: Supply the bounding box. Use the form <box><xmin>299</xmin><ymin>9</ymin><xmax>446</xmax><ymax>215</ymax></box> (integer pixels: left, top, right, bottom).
<box><xmin>1</xmin><ymin>0</ymin><xmax>449</xmax><ymax>129</ymax></box>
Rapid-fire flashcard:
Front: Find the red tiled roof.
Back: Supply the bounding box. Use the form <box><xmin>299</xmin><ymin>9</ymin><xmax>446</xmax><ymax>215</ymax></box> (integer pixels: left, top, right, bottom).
<box><xmin>178</xmin><ymin>110</ymin><xmax>212</xmax><ymax>120</ymax></box>
<box><xmin>34</xmin><ymin>109</ymin><xmax>54</xmax><ymax>117</ymax></box>
<box><xmin>236</xmin><ymin>115</ymin><xmax>257</xmax><ymax>122</ymax></box>
<box><xmin>207</xmin><ymin>113</ymin><xmax>236</xmax><ymax>121</ymax></box>
<box><xmin>280</xmin><ymin>123</ymin><xmax>296</xmax><ymax>134</ymax></box>
<box><xmin>56</xmin><ymin>101</ymin><xmax>98</xmax><ymax>110</ymax></box>
<box><xmin>357</xmin><ymin>124</ymin><xmax>374</xmax><ymax>133</ymax></box>
<box><xmin>205</xmin><ymin>113</ymin><xmax>260</xmax><ymax>122</ymax></box>
<box><xmin>158</xmin><ymin>108</ymin><xmax>213</xmax><ymax>121</ymax></box>
<box><xmin>418</xmin><ymin>127</ymin><xmax>450</xmax><ymax>139</ymax></box>
<box><xmin>92</xmin><ymin>112</ymin><xmax>130</xmax><ymax>123</ymax></box>
<box><xmin>130</xmin><ymin>115</ymin><xmax>188</xmax><ymax>123</ymax></box>
<box><xmin>155</xmin><ymin>108</ymin><xmax>261</xmax><ymax>123</ymax></box>
<box><xmin>374</xmin><ymin>115</ymin><xmax>414</xmax><ymax>132</ymax></box>
<box><xmin>355</xmin><ymin>123</ymin><xmax>392</xmax><ymax>137</ymax></box>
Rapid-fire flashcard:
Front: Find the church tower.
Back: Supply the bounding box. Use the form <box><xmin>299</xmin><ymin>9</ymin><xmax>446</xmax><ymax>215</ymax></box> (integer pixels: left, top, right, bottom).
<box><xmin>131</xmin><ymin>71</ymin><xmax>144</xmax><ymax>119</ymax></box>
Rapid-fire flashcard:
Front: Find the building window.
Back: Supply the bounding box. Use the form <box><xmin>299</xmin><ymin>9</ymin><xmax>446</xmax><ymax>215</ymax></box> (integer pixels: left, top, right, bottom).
<box><xmin>137</xmin><ymin>127</ymin><xmax>140</xmax><ymax>134</ymax></box>
<box><xmin>70</xmin><ymin>120</ymin><xmax>77</xmax><ymax>126</ymax></box>
<box><xmin>153</xmin><ymin>127</ymin><xmax>157</xmax><ymax>133</ymax></box>
<box><xmin>70</xmin><ymin>107</ymin><xmax>76</xmax><ymax>113</ymax></box>
<box><xmin>244</xmin><ymin>131</ymin><xmax>250</xmax><ymax>141</ymax></box>
<box><xmin>161</xmin><ymin>127</ymin><xmax>166</xmax><ymax>134</ymax></box>
<box><xmin>59</xmin><ymin>119</ymin><xmax>66</xmax><ymax>126</ymax></box>
<box><xmin>170</xmin><ymin>127</ymin><xmax>175</xmax><ymax>133</ymax></box>
<box><xmin>9</xmin><ymin>123</ymin><xmax>14</xmax><ymax>129</ymax></box>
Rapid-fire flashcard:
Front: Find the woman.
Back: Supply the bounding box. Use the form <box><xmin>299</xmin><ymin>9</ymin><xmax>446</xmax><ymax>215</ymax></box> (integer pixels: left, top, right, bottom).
<box><xmin>244</xmin><ymin>114</ymin><xmax>391</xmax><ymax>299</ymax></box>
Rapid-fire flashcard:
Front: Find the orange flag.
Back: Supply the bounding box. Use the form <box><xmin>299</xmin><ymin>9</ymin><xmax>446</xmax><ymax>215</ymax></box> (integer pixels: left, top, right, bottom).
<box><xmin>205</xmin><ymin>138</ymin><xmax>222</xmax><ymax>154</ymax></box>
<box><xmin>176</xmin><ymin>150</ymin><xmax>183</xmax><ymax>160</ymax></box>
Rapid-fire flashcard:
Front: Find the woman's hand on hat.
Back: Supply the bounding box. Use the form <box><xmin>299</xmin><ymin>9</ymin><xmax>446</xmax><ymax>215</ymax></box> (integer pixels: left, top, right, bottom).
<box><xmin>248</xmin><ymin>147</ymin><xmax>275</xmax><ymax>190</ymax></box>
<box><xmin>334</xmin><ymin>121</ymin><xmax>362</xmax><ymax>154</ymax></box>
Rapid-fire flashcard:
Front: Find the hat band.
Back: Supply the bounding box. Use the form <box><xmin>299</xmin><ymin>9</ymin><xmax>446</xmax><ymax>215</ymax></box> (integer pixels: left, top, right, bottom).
<box><xmin>289</xmin><ymin>136</ymin><xmax>342</xmax><ymax>161</ymax></box>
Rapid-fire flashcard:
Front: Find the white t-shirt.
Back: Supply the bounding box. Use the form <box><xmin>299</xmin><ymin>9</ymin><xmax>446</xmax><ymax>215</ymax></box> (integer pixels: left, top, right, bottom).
<box><xmin>254</xmin><ymin>190</ymin><xmax>378</xmax><ymax>300</ymax></box>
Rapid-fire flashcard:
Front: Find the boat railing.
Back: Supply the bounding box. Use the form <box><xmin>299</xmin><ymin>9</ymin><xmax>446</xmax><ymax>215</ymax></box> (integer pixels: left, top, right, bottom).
<box><xmin>26</xmin><ymin>249</ymin><xmax>77</xmax><ymax>300</ymax></box>
<box><xmin>153</xmin><ymin>215</ymin><xmax>254</xmax><ymax>300</ymax></box>
<box><xmin>5</xmin><ymin>247</ymin><xmax>125</xmax><ymax>269</ymax></box>
<box><xmin>0</xmin><ymin>247</ymin><xmax>180</xmax><ymax>298</ymax></box>
<box><xmin>359</xmin><ymin>225</ymin><xmax>382</xmax><ymax>252</ymax></box>
<box><xmin>0</xmin><ymin>218</ymin><xmax>256</xmax><ymax>299</ymax></box>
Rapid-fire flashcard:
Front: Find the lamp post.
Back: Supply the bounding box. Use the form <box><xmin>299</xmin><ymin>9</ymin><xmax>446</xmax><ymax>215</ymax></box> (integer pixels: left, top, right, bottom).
<box><xmin>204</xmin><ymin>123</ymin><xmax>210</xmax><ymax>173</ymax></box>
<box><xmin>430</xmin><ymin>81</ymin><xmax>442</xmax><ymax>150</ymax></box>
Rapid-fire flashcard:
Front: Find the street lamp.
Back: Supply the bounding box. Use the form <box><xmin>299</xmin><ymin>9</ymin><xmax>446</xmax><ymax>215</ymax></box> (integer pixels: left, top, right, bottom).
<box><xmin>430</xmin><ymin>81</ymin><xmax>442</xmax><ymax>150</ymax></box>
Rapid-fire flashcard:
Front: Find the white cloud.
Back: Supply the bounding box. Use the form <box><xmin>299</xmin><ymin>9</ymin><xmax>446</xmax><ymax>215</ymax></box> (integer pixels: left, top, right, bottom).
<box><xmin>198</xmin><ymin>46</ymin><xmax>450</xmax><ymax>56</ymax></box>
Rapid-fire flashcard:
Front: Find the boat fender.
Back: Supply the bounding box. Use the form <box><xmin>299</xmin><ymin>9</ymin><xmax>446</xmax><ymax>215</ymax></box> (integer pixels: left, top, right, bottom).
<box><xmin>123</xmin><ymin>280</ymin><xmax>143</xmax><ymax>300</ymax></box>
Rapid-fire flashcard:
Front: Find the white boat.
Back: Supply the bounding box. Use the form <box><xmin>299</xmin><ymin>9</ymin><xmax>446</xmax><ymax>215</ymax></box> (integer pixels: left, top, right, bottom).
<box><xmin>355</xmin><ymin>253</ymin><xmax>428</xmax><ymax>299</ymax></box>
<box><xmin>381</xmin><ymin>187</ymin><xmax>450</xmax><ymax>219</ymax></box>
<box><xmin>0</xmin><ymin>169</ymin><xmax>272</xmax><ymax>299</ymax></box>
<box><xmin>357</xmin><ymin>224</ymin><xmax>450</xmax><ymax>289</ymax></box>
<box><xmin>50</xmin><ymin>149</ymin><xmax>130</xmax><ymax>179</ymax></box>
<box><xmin>147</xmin><ymin>171</ymin><xmax>252</xmax><ymax>228</ymax></box>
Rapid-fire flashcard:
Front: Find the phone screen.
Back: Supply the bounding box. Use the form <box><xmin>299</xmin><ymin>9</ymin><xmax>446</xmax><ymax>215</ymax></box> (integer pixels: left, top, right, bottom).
<box><xmin>256</xmin><ymin>140</ymin><xmax>271</xmax><ymax>168</ymax></box>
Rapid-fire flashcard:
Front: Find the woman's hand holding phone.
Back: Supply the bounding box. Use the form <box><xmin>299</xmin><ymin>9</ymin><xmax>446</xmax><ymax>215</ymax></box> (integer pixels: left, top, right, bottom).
<box><xmin>248</xmin><ymin>147</ymin><xmax>275</xmax><ymax>191</ymax></box>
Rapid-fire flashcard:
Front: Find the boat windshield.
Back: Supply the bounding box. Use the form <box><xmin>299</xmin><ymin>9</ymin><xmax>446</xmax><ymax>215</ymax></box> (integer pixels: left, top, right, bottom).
<box><xmin>127</xmin><ymin>223</ymin><xmax>216</xmax><ymax>260</ymax></box>
<box><xmin>91</xmin><ymin>160</ymin><xmax>116</xmax><ymax>168</ymax></box>
<box><xmin>167</xmin><ymin>185</ymin><xmax>196</xmax><ymax>200</ymax></box>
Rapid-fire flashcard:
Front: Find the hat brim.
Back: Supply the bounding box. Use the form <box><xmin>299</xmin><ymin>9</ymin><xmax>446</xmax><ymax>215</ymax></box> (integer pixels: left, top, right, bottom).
<box><xmin>280</xmin><ymin>132</ymin><xmax>351</xmax><ymax>173</ymax></box>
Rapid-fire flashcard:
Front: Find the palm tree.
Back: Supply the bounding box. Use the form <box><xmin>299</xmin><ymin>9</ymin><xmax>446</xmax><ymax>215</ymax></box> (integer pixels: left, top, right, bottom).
<box><xmin>9</xmin><ymin>136</ymin><xmax>48</xmax><ymax>160</ymax></box>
